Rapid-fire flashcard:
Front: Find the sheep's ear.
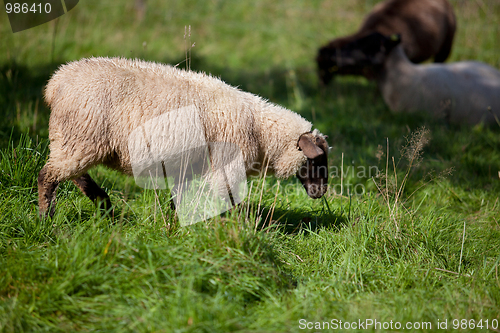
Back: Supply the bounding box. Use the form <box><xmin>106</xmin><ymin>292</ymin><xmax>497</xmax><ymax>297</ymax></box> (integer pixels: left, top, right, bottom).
<box><xmin>390</xmin><ymin>34</ymin><xmax>401</xmax><ymax>42</ymax></box>
<box><xmin>386</xmin><ymin>34</ymin><xmax>402</xmax><ymax>49</ymax></box>
<box><xmin>298</xmin><ymin>134</ymin><xmax>324</xmax><ymax>159</ymax></box>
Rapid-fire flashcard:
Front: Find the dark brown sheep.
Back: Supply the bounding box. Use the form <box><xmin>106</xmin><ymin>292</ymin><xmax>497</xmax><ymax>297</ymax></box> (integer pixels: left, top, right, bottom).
<box><xmin>317</xmin><ymin>0</ymin><xmax>456</xmax><ymax>84</ymax></box>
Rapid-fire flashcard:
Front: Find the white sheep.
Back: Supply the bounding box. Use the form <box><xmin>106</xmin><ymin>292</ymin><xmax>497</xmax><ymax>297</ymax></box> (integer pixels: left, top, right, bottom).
<box><xmin>38</xmin><ymin>57</ymin><xmax>329</xmax><ymax>218</ymax></box>
<box><xmin>347</xmin><ymin>33</ymin><xmax>500</xmax><ymax>125</ymax></box>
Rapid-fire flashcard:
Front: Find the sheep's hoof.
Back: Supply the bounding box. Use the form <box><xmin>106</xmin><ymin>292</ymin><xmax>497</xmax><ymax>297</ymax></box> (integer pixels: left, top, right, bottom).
<box><xmin>38</xmin><ymin>203</ymin><xmax>56</xmax><ymax>220</ymax></box>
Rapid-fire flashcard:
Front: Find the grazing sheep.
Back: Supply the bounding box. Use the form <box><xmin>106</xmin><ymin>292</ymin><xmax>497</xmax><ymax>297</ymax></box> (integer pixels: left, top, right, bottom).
<box><xmin>38</xmin><ymin>57</ymin><xmax>329</xmax><ymax>218</ymax></box>
<box><xmin>354</xmin><ymin>33</ymin><xmax>500</xmax><ymax>125</ymax></box>
<box><xmin>317</xmin><ymin>0</ymin><xmax>456</xmax><ymax>84</ymax></box>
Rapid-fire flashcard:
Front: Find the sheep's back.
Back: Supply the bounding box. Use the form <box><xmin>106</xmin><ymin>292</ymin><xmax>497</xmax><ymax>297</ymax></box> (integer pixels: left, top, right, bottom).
<box><xmin>361</xmin><ymin>0</ymin><xmax>455</xmax><ymax>62</ymax></box>
<box><xmin>45</xmin><ymin>57</ymin><xmax>261</xmax><ymax>174</ymax></box>
<box><xmin>415</xmin><ymin>61</ymin><xmax>500</xmax><ymax>124</ymax></box>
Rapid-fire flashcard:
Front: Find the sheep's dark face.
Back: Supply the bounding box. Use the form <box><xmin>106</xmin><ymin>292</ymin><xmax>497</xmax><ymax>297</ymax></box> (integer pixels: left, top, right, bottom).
<box><xmin>296</xmin><ymin>133</ymin><xmax>329</xmax><ymax>199</ymax></box>
<box><xmin>317</xmin><ymin>44</ymin><xmax>365</xmax><ymax>85</ymax></box>
<box><xmin>317</xmin><ymin>32</ymin><xmax>401</xmax><ymax>83</ymax></box>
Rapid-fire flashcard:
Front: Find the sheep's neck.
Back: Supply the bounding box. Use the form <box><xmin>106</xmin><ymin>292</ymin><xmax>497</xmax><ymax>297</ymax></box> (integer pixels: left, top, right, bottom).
<box><xmin>255</xmin><ymin>104</ymin><xmax>311</xmax><ymax>171</ymax></box>
<box><xmin>376</xmin><ymin>46</ymin><xmax>416</xmax><ymax>111</ymax></box>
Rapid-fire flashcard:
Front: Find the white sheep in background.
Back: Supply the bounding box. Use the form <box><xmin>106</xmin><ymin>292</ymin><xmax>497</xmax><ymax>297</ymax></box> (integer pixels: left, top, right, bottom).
<box><xmin>343</xmin><ymin>33</ymin><xmax>500</xmax><ymax>125</ymax></box>
<box><xmin>38</xmin><ymin>57</ymin><xmax>329</xmax><ymax>218</ymax></box>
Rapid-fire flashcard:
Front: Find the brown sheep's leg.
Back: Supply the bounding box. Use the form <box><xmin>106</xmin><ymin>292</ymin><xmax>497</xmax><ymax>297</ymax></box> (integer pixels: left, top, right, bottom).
<box><xmin>72</xmin><ymin>173</ymin><xmax>113</xmax><ymax>214</ymax></box>
<box><xmin>38</xmin><ymin>165</ymin><xmax>60</xmax><ymax>218</ymax></box>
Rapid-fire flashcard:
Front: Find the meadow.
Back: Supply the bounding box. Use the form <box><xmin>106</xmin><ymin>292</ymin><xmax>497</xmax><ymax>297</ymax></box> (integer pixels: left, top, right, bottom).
<box><xmin>1</xmin><ymin>0</ymin><xmax>500</xmax><ymax>331</ymax></box>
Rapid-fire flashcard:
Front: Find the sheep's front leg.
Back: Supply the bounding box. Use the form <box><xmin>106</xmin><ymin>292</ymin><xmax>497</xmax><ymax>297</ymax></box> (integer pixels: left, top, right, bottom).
<box><xmin>38</xmin><ymin>165</ymin><xmax>59</xmax><ymax>218</ymax></box>
<box><xmin>72</xmin><ymin>173</ymin><xmax>112</xmax><ymax>214</ymax></box>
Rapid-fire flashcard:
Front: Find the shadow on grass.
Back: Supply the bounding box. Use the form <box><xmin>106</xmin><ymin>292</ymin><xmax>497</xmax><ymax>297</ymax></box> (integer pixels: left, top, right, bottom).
<box><xmin>0</xmin><ymin>61</ymin><xmax>60</xmax><ymax>146</ymax></box>
<box><xmin>255</xmin><ymin>205</ymin><xmax>348</xmax><ymax>235</ymax></box>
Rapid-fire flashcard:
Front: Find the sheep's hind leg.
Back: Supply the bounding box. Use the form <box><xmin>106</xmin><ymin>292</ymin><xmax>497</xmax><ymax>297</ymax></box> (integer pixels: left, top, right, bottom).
<box><xmin>72</xmin><ymin>173</ymin><xmax>113</xmax><ymax>215</ymax></box>
<box><xmin>38</xmin><ymin>165</ymin><xmax>59</xmax><ymax>218</ymax></box>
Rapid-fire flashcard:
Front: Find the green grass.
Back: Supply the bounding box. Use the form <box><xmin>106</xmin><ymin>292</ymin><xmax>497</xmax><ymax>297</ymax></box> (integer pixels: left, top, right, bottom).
<box><xmin>1</xmin><ymin>0</ymin><xmax>500</xmax><ymax>331</ymax></box>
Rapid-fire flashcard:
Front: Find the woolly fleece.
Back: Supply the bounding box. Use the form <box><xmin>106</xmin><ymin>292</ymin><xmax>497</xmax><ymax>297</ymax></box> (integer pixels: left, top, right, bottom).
<box><xmin>378</xmin><ymin>45</ymin><xmax>500</xmax><ymax>125</ymax></box>
<box><xmin>44</xmin><ymin>57</ymin><xmax>314</xmax><ymax>184</ymax></box>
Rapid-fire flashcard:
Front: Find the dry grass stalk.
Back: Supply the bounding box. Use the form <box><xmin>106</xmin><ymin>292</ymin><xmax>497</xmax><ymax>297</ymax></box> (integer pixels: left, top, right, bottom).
<box><xmin>372</xmin><ymin>127</ymin><xmax>431</xmax><ymax>233</ymax></box>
